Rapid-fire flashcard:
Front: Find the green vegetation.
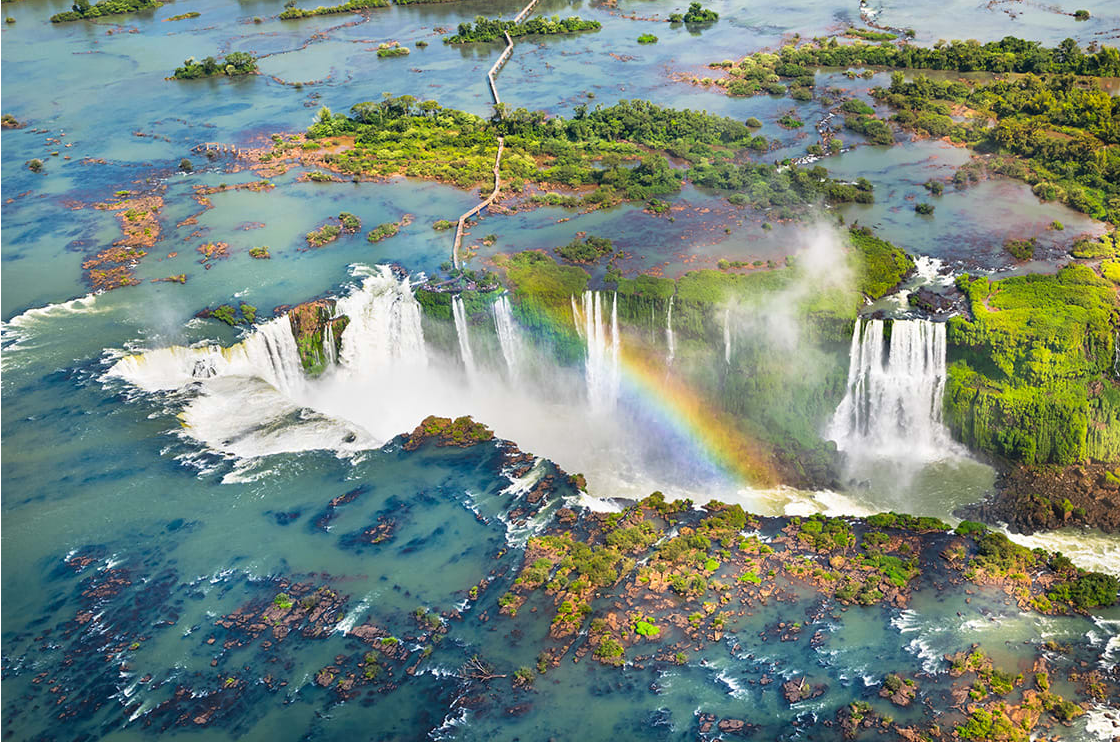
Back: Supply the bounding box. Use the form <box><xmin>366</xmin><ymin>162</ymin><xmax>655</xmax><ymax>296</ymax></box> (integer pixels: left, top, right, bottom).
<box><xmin>637</xmin><ymin>33</ymin><xmax>658</xmax><ymax>44</ymax></box>
<box><xmin>678</xmin><ymin>2</ymin><xmax>718</xmax><ymax>23</ymax></box>
<box><xmin>26</xmin><ymin>159</ymin><xmax>43</xmax><ymax>173</ymax></box>
<box><xmin>1048</xmin><ymin>572</ymin><xmax>1119</xmax><ymax>609</ymax></box>
<box><xmin>866</xmin><ymin>512</ymin><xmax>951</xmax><ymax>531</ymax></box>
<box><xmin>792</xmin><ymin>514</ymin><xmax>854</xmax><ymax>551</ymax></box>
<box><xmin>944</xmin><ymin>267</ymin><xmax>1119</xmax><ymax>465</ymax></box>
<box><xmin>633</xmin><ymin>617</ymin><xmax>660</xmax><ymax>636</ymax></box>
<box><xmin>173</xmin><ymin>52</ymin><xmax>257</xmax><ymax>79</ymax></box>
<box><xmin>376</xmin><ymin>42</ymin><xmax>409</xmax><ymax>58</ymax></box>
<box><xmin>338</xmin><ymin>212</ymin><xmax>361</xmax><ymax>232</ymax></box>
<box><xmin>306</xmin><ymin>222</ymin><xmax>342</xmax><ymax>247</ymax></box>
<box><xmin>207</xmin><ymin>303</ymin><xmax>258</xmax><ymax>326</ymax></box>
<box><xmin>51</xmin><ymin>0</ymin><xmax>161</xmax><ymax>22</ymax></box>
<box><xmin>594</xmin><ymin>637</ymin><xmax>624</xmax><ymax>664</ymax></box>
<box><xmin>848</xmin><ymin>27</ymin><xmax>896</xmax><ymax>41</ymax></box>
<box><xmin>408</xmin><ymin>415</ymin><xmax>495</xmax><ymax>447</ymax></box>
<box><xmin>273</xmin><ymin>593</ymin><xmax>293</xmax><ymax>609</ymax></box>
<box><xmin>1071</xmin><ymin>232</ymin><xmax>1118</xmax><ymax>259</ymax></box>
<box><xmin>1074</xmin><ymin>8</ymin><xmax>1090</xmax><ymax>20</ymax></box>
<box><xmin>555</xmin><ymin>235</ymin><xmax>613</xmax><ymax>264</ymax></box>
<box><xmin>249</xmin><ymin>247</ymin><xmax>271</xmax><ymax>259</ymax></box>
<box><xmin>166</xmin><ymin>11</ymin><xmax>199</xmax><ymax>20</ymax></box>
<box><xmin>443</xmin><ymin>15</ymin><xmax>600</xmax><ymax>44</ymax></box>
<box><xmin>367</xmin><ymin>221</ymin><xmax>400</xmax><ymax>243</ymax></box>
<box><xmin>280</xmin><ymin>0</ymin><xmax>388</xmax><ymax>20</ymax></box>
<box><xmin>914</xmin><ymin>202</ymin><xmax>934</xmax><ymax>215</ymax></box>
<box><xmin>777</xmin><ymin>113</ymin><xmax>804</xmax><ymax>128</ymax></box>
<box><xmin>763</xmin><ymin>36</ymin><xmax>1120</xmax><ymax>76</ymax></box>
<box><xmin>1004</xmin><ymin>237</ymin><xmax>1036</xmax><ymax>261</ymax></box>
<box><xmin>875</xmin><ymin>71</ymin><xmax>1120</xmax><ymax>224</ymax></box>
<box><xmin>848</xmin><ymin>226</ymin><xmax>915</xmax><ymax>299</ymax></box>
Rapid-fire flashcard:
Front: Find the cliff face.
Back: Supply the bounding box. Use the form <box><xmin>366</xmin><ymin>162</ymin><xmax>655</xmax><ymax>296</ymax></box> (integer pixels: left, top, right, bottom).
<box><xmin>943</xmin><ymin>266</ymin><xmax>1119</xmax><ymax>467</ymax></box>
<box><xmin>288</xmin><ymin>299</ymin><xmax>349</xmax><ymax>376</ymax></box>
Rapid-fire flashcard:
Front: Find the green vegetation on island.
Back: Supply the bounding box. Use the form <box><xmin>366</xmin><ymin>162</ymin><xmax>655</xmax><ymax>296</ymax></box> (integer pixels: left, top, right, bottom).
<box><xmin>173</xmin><ymin>52</ymin><xmax>258</xmax><ymax>80</ymax></box>
<box><xmin>50</xmin><ymin>0</ymin><xmax>161</xmax><ymax>22</ymax></box>
<box><xmin>443</xmin><ymin>15</ymin><xmax>601</xmax><ymax>44</ymax></box>
<box><xmin>758</xmin><ymin>36</ymin><xmax>1120</xmax><ymax>76</ymax></box>
<box><xmin>301</xmin><ymin>96</ymin><xmax>867</xmax><ymax>212</ymax></box>
<box><xmin>671</xmin><ymin>3</ymin><xmax>718</xmax><ymax>23</ymax></box>
<box><xmin>873</xmin><ymin>71</ymin><xmax>1120</xmax><ymax>225</ymax></box>
<box><xmin>280</xmin><ymin>0</ymin><xmax>388</xmax><ymax>20</ymax></box>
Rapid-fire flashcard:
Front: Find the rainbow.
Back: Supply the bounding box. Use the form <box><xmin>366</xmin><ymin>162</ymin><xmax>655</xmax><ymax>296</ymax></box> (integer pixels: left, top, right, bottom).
<box><xmin>539</xmin><ymin>291</ymin><xmax>780</xmax><ymax>488</ymax></box>
<box><xmin>615</xmin><ymin>341</ymin><xmax>779</xmax><ymax>487</ymax></box>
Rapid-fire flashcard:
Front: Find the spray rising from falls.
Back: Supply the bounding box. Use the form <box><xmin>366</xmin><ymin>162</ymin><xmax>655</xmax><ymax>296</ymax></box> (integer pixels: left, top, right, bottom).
<box><xmin>492</xmin><ymin>294</ymin><xmax>524</xmax><ymax>381</ymax></box>
<box><xmin>579</xmin><ymin>291</ymin><xmax>621</xmax><ymax>411</ymax></box>
<box><xmin>451</xmin><ymin>294</ymin><xmax>477</xmax><ymax>378</ymax></box>
<box><xmin>828</xmin><ymin>318</ymin><xmax>951</xmax><ymax>460</ymax></box>
<box><xmin>723</xmin><ymin>309</ymin><xmax>731</xmax><ymax>365</ymax></box>
<box><xmin>665</xmin><ymin>296</ymin><xmax>675</xmax><ymax>365</ymax></box>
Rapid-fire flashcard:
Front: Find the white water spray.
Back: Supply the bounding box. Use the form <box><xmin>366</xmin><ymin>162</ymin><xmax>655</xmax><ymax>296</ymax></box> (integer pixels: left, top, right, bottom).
<box><xmin>492</xmin><ymin>294</ymin><xmax>523</xmax><ymax>381</ymax></box>
<box><xmin>723</xmin><ymin>309</ymin><xmax>731</xmax><ymax>365</ymax></box>
<box><xmin>665</xmin><ymin>296</ymin><xmax>675</xmax><ymax>365</ymax></box>
<box><xmin>581</xmin><ymin>291</ymin><xmax>620</xmax><ymax>411</ymax></box>
<box><xmin>451</xmin><ymin>294</ymin><xmax>477</xmax><ymax>378</ymax></box>
<box><xmin>828</xmin><ymin>318</ymin><xmax>951</xmax><ymax>460</ymax></box>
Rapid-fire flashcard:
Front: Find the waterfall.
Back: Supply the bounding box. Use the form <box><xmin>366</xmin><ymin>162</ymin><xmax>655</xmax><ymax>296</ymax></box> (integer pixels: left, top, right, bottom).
<box><xmin>451</xmin><ymin>294</ymin><xmax>477</xmax><ymax>377</ymax></box>
<box><xmin>108</xmin><ymin>316</ymin><xmax>305</xmax><ymax>395</ymax></box>
<box><xmin>492</xmin><ymin>294</ymin><xmax>523</xmax><ymax>380</ymax></box>
<box><xmin>723</xmin><ymin>309</ymin><xmax>731</xmax><ymax>365</ymax></box>
<box><xmin>665</xmin><ymin>296</ymin><xmax>675</xmax><ymax>365</ymax></box>
<box><xmin>571</xmin><ymin>295</ymin><xmax>584</xmax><ymax>339</ymax></box>
<box><xmin>581</xmin><ymin>290</ymin><xmax>621</xmax><ymax>411</ymax></box>
<box><xmin>828</xmin><ymin>318</ymin><xmax>950</xmax><ymax>459</ymax></box>
<box><xmin>323</xmin><ymin>319</ymin><xmax>337</xmax><ymax>368</ymax></box>
<box><xmin>335</xmin><ymin>265</ymin><xmax>427</xmax><ymax>373</ymax></box>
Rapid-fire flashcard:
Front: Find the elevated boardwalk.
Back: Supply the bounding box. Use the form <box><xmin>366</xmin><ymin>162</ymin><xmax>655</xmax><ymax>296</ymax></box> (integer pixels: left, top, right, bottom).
<box><xmin>452</xmin><ymin>0</ymin><xmax>540</xmax><ymax>268</ymax></box>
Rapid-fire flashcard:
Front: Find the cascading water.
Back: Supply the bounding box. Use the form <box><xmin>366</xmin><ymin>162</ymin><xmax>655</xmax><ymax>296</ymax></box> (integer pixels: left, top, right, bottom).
<box><xmin>335</xmin><ymin>266</ymin><xmax>427</xmax><ymax>373</ymax></box>
<box><xmin>492</xmin><ymin>294</ymin><xmax>523</xmax><ymax>381</ymax></box>
<box><xmin>723</xmin><ymin>309</ymin><xmax>731</xmax><ymax>365</ymax></box>
<box><xmin>581</xmin><ymin>290</ymin><xmax>621</xmax><ymax>411</ymax></box>
<box><xmin>665</xmin><ymin>296</ymin><xmax>675</xmax><ymax>365</ymax></box>
<box><xmin>109</xmin><ymin>316</ymin><xmax>305</xmax><ymax>396</ymax></box>
<box><xmin>828</xmin><ymin>318</ymin><xmax>951</xmax><ymax>460</ymax></box>
<box><xmin>451</xmin><ymin>294</ymin><xmax>477</xmax><ymax>378</ymax></box>
<box><xmin>323</xmin><ymin>319</ymin><xmax>337</xmax><ymax>368</ymax></box>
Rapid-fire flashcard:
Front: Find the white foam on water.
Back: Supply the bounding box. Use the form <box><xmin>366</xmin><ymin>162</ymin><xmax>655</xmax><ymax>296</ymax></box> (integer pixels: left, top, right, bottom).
<box><xmin>1001</xmin><ymin>527</ymin><xmax>1120</xmax><ymax>576</ymax></box>
<box><xmin>1084</xmin><ymin>704</ymin><xmax>1120</xmax><ymax>740</ymax></box>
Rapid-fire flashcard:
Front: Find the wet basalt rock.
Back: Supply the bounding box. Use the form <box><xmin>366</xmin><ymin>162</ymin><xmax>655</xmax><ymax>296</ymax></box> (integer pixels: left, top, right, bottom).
<box><xmin>907</xmin><ymin>285</ymin><xmax>963</xmax><ymax>315</ymax></box>
<box><xmin>402</xmin><ymin>415</ymin><xmax>495</xmax><ymax>450</ymax></box>
<box><xmin>959</xmin><ymin>462</ymin><xmax>1120</xmax><ymax>535</ymax></box>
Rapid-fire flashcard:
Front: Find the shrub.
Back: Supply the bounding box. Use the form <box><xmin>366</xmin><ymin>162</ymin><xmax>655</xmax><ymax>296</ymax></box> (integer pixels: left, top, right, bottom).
<box><xmin>26</xmin><ymin>159</ymin><xmax>44</xmax><ymax>173</ymax></box>
<box><xmin>1074</xmin><ymin>9</ymin><xmax>1089</xmax><ymax>19</ymax></box>
<box><xmin>915</xmin><ymin>202</ymin><xmax>934</xmax><ymax>215</ymax></box>
<box><xmin>637</xmin><ymin>33</ymin><xmax>658</xmax><ymax>44</ymax></box>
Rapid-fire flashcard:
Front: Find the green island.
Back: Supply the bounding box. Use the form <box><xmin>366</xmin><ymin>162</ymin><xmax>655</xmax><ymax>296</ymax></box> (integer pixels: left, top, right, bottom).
<box><xmin>173</xmin><ymin>52</ymin><xmax>258</xmax><ymax>80</ymax></box>
<box><xmin>50</xmin><ymin>0</ymin><xmax>160</xmax><ymax>23</ymax></box>
<box><xmin>701</xmin><ymin>36</ymin><xmax>1120</xmax><ymax>223</ymax></box>
<box><xmin>295</xmin><ymin>96</ymin><xmax>868</xmax><ymax>213</ymax></box>
<box><xmin>443</xmin><ymin>15</ymin><xmax>602</xmax><ymax>44</ymax></box>
<box><xmin>279</xmin><ymin>0</ymin><xmax>388</xmax><ymax>20</ymax></box>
